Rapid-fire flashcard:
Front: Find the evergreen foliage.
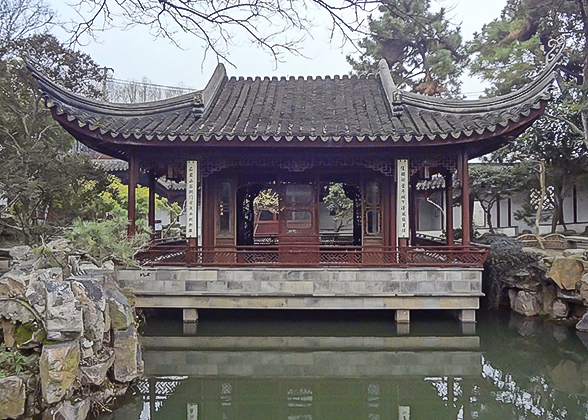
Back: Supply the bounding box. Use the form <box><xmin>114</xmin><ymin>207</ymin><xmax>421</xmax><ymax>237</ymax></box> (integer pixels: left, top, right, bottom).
<box><xmin>0</xmin><ymin>34</ymin><xmax>108</xmax><ymax>243</ymax></box>
<box><xmin>346</xmin><ymin>0</ymin><xmax>466</xmax><ymax>96</ymax></box>
<box><xmin>469</xmin><ymin>165</ymin><xmax>526</xmax><ymax>233</ymax></box>
<box><xmin>67</xmin><ymin>213</ymin><xmax>151</xmax><ymax>266</ymax></box>
<box><xmin>476</xmin><ymin>234</ymin><xmax>539</xmax><ymax>308</ymax></box>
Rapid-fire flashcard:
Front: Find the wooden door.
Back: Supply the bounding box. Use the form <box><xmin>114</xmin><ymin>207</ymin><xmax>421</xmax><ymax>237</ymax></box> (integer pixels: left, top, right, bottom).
<box><xmin>278</xmin><ymin>182</ymin><xmax>319</xmax><ymax>264</ymax></box>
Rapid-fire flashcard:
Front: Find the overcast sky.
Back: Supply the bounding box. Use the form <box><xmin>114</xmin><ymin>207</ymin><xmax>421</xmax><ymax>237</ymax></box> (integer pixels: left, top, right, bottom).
<box><xmin>47</xmin><ymin>0</ymin><xmax>506</xmax><ymax>98</ymax></box>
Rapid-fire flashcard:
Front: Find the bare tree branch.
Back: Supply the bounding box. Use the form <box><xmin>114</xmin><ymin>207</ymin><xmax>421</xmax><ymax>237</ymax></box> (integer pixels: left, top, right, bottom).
<box><xmin>62</xmin><ymin>0</ymin><xmax>380</xmax><ymax>62</ymax></box>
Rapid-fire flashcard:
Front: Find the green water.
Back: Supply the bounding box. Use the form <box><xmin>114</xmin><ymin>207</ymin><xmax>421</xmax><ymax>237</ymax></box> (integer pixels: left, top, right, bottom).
<box><xmin>100</xmin><ymin>310</ymin><xmax>588</xmax><ymax>420</ymax></box>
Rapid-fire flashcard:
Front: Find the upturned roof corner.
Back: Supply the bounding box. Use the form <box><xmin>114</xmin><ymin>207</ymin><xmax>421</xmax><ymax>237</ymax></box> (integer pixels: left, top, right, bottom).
<box><xmin>377</xmin><ymin>59</ymin><xmax>403</xmax><ymax>117</ymax></box>
<box><xmin>25</xmin><ymin>39</ymin><xmax>566</xmax><ymax>156</ymax></box>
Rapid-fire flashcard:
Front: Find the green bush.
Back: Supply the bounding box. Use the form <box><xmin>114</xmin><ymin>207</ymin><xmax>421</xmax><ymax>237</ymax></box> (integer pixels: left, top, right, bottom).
<box><xmin>0</xmin><ymin>343</ymin><xmax>29</xmax><ymax>378</ymax></box>
<box><xmin>476</xmin><ymin>234</ymin><xmax>539</xmax><ymax>307</ymax></box>
<box><xmin>67</xmin><ymin>212</ymin><xmax>151</xmax><ymax>266</ymax></box>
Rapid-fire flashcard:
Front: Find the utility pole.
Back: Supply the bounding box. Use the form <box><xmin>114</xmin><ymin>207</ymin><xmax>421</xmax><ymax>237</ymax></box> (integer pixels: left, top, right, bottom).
<box><xmin>100</xmin><ymin>66</ymin><xmax>114</xmax><ymax>100</ymax></box>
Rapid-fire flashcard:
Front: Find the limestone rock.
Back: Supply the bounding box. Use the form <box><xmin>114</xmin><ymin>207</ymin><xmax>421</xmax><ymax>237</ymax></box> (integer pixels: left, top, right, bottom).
<box><xmin>44</xmin><ymin>281</ymin><xmax>83</xmax><ymax>342</ymax></box>
<box><xmin>513</xmin><ymin>291</ymin><xmax>542</xmax><ymax>316</ymax></box>
<box><xmin>548</xmin><ymin>257</ymin><xmax>584</xmax><ymax>290</ymax></box>
<box><xmin>71</xmin><ymin>281</ymin><xmax>105</xmax><ymax>351</ymax></box>
<box><xmin>551</xmin><ymin>300</ymin><xmax>569</xmax><ymax>319</ymax></box>
<box><xmin>577</xmin><ymin>311</ymin><xmax>588</xmax><ymax>332</ymax></box>
<box><xmin>0</xmin><ymin>269</ymin><xmax>32</xmax><ymax>297</ymax></box>
<box><xmin>40</xmin><ymin>342</ymin><xmax>80</xmax><ymax>404</ymax></box>
<box><xmin>542</xmin><ymin>285</ymin><xmax>557</xmax><ymax>315</ymax></box>
<box><xmin>80</xmin><ymin>350</ymin><xmax>115</xmax><ymax>386</ymax></box>
<box><xmin>562</xmin><ymin>249</ymin><xmax>586</xmax><ymax>258</ymax></box>
<box><xmin>508</xmin><ymin>289</ymin><xmax>518</xmax><ymax>310</ymax></box>
<box><xmin>9</xmin><ymin>245</ymin><xmax>31</xmax><ymax>262</ymax></box>
<box><xmin>1</xmin><ymin>322</ymin><xmax>17</xmax><ymax>353</ymax></box>
<box><xmin>580</xmin><ymin>273</ymin><xmax>588</xmax><ymax>301</ymax></box>
<box><xmin>42</xmin><ymin>399</ymin><xmax>90</xmax><ymax>420</ymax></box>
<box><xmin>105</xmin><ymin>288</ymin><xmax>133</xmax><ymax>331</ymax></box>
<box><xmin>0</xmin><ymin>376</ymin><xmax>25</xmax><ymax>419</ymax></box>
<box><xmin>113</xmin><ymin>326</ymin><xmax>139</xmax><ymax>382</ymax></box>
<box><xmin>0</xmin><ymin>298</ymin><xmax>36</xmax><ymax>324</ymax></box>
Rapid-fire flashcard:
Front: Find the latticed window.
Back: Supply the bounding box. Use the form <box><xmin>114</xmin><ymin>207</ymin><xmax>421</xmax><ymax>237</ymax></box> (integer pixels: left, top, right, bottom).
<box><xmin>218</xmin><ymin>181</ymin><xmax>232</xmax><ymax>235</ymax></box>
<box><xmin>365</xmin><ymin>180</ymin><xmax>381</xmax><ymax>236</ymax></box>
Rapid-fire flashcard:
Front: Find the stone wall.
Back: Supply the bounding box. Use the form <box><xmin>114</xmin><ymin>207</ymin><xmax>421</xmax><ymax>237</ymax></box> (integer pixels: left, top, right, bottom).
<box><xmin>0</xmin><ymin>244</ymin><xmax>142</xmax><ymax>420</ymax></box>
<box><xmin>118</xmin><ymin>267</ymin><xmax>482</xmax><ymax>311</ymax></box>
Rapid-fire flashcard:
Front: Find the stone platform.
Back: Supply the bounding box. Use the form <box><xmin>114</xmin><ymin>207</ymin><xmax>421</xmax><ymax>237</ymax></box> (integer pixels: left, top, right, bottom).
<box><xmin>117</xmin><ymin>267</ymin><xmax>483</xmax><ymax>322</ymax></box>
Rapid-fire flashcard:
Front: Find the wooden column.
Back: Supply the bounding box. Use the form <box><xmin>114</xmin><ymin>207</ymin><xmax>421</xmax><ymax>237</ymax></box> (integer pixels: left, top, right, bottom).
<box><xmin>410</xmin><ymin>184</ymin><xmax>419</xmax><ymax>246</ymax></box>
<box><xmin>445</xmin><ymin>172</ymin><xmax>454</xmax><ymax>246</ymax></box>
<box><xmin>460</xmin><ymin>151</ymin><xmax>471</xmax><ymax>246</ymax></box>
<box><xmin>148</xmin><ymin>171</ymin><xmax>156</xmax><ymax>231</ymax></box>
<box><xmin>389</xmin><ymin>176</ymin><xmax>397</xmax><ymax>249</ymax></box>
<box><xmin>127</xmin><ymin>156</ymin><xmax>139</xmax><ymax>237</ymax></box>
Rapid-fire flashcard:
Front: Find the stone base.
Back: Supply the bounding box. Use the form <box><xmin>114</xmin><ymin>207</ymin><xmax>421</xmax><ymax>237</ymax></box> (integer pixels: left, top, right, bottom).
<box><xmin>183</xmin><ymin>308</ymin><xmax>199</xmax><ymax>323</ymax></box>
<box><xmin>136</xmin><ymin>295</ymin><xmax>480</xmax><ymax>310</ymax></box>
<box><xmin>395</xmin><ymin>309</ymin><xmax>410</xmax><ymax>323</ymax></box>
<box><xmin>120</xmin><ymin>267</ymin><xmax>482</xmax><ymax>315</ymax></box>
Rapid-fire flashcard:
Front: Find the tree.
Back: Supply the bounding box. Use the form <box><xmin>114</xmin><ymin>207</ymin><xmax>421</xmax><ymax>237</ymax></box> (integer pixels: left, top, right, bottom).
<box><xmin>468</xmin><ymin>0</ymin><xmax>588</xmax><ymax>144</ymax></box>
<box><xmin>322</xmin><ymin>183</ymin><xmax>353</xmax><ymax>232</ymax></box>
<box><xmin>469</xmin><ymin>164</ymin><xmax>525</xmax><ymax>233</ymax></box>
<box><xmin>491</xmin><ymin>101</ymin><xmax>588</xmax><ymax>233</ymax></box>
<box><xmin>0</xmin><ymin>0</ymin><xmax>55</xmax><ymax>56</ymax></box>
<box><xmin>106</xmin><ymin>77</ymin><xmax>194</xmax><ymax>103</ymax></box>
<box><xmin>346</xmin><ymin>0</ymin><xmax>466</xmax><ymax>96</ymax></box>
<box><xmin>0</xmin><ymin>33</ymin><xmax>108</xmax><ymax>243</ymax></box>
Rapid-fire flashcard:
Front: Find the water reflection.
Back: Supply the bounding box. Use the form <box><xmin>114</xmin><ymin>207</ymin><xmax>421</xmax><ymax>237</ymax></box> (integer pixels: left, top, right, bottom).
<box><xmin>97</xmin><ymin>311</ymin><xmax>588</xmax><ymax>420</ymax></box>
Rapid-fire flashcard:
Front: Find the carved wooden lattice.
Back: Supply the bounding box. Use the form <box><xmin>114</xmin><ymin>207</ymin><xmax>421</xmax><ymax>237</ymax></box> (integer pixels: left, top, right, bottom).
<box><xmin>409</xmin><ymin>156</ymin><xmax>458</xmax><ymax>177</ymax></box>
<box><xmin>136</xmin><ymin>244</ymin><xmax>489</xmax><ymax>267</ymax></box>
<box><xmin>200</xmin><ymin>156</ymin><xmax>396</xmax><ymax>177</ymax></box>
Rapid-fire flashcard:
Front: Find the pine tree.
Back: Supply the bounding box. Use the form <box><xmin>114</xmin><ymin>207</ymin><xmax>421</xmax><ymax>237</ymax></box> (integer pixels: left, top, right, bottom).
<box><xmin>346</xmin><ymin>0</ymin><xmax>467</xmax><ymax>97</ymax></box>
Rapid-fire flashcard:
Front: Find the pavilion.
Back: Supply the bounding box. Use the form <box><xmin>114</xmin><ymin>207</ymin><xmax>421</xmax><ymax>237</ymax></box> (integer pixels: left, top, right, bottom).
<box><xmin>28</xmin><ymin>39</ymin><xmax>564</xmax><ymax>322</ymax></box>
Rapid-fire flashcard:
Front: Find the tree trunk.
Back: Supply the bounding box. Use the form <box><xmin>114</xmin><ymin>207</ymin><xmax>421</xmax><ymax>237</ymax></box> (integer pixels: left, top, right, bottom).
<box><xmin>578</xmin><ymin>0</ymin><xmax>588</xmax><ymax>146</ymax></box>
<box><xmin>485</xmin><ymin>206</ymin><xmax>495</xmax><ymax>234</ymax></box>
<box><xmin>535</xmin><ymin>161</ymin><xmax>546</xmax><ymax>249</ymax></box>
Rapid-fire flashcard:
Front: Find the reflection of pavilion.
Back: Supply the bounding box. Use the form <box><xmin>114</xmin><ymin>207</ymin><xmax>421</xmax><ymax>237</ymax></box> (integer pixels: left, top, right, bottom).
<box><xmin>30</xmin><ymin>40</ymin><xmax>564</xmax><ymax>321</ymax></box>
<box><xmin>136</xmin><ymin>334</ymin><xmax>482</xmax><ymax>420</ymax></box>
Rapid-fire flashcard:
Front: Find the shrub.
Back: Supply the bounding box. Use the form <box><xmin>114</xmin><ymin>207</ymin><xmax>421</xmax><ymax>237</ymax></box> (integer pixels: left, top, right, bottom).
<box><xmin>476</xmin><ymin>234</ymin><xmax>539</xmax><ymax>307</ymax></box>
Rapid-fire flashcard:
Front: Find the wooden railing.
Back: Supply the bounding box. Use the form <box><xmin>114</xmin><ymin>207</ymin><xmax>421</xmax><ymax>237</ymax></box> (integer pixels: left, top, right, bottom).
<box><xmin>135</xmin><ymin>244</ymin><xmax>489</xmax><ymax>268</ymax></box>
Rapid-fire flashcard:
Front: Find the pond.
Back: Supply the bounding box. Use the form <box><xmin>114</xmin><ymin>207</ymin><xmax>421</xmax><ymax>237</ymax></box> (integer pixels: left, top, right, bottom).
<box><xmin>96</xmin><ymin>309</ymin><xmax>588</xmax><ymax>420</ymax></box>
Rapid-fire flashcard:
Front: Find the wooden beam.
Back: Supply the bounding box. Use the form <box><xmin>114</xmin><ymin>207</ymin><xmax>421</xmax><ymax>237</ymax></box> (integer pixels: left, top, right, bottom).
<box><xmin>128</xmin><ymin>156</ymin><xmax>139</xmax><ymax>237</ymax></box>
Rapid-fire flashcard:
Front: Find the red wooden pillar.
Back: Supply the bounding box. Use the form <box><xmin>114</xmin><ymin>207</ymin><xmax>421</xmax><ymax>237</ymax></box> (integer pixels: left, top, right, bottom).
<box><xmin>128</xmin><ymin>156</ymin><xmax>139</xmax><ymax>237</ymax></box>
<box><xmin>148</xmin><ymin>170</ymin><xmax>156</xmax><ymax>231</ymax></box>
<box><xmin>389</xmin><ymin>176</ymin><xmax>397</xmax><ymax>250</ymax></box>
<box><xmin>460</xmin><ymin>151</ymin><xmax>471</xmax><ymax>246</ymax></box>
<box><xmin>409</xmin><ymin>180</ymin><xmax>418</xmax><ymax>246</ymax></box>
<box><xmin>445</xmin><ymin>172</ymin><xmax>454</xmax><ymax>246</ymax></box>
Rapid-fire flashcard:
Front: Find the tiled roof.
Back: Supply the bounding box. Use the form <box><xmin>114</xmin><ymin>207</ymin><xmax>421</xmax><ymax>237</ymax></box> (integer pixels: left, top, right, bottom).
<box><xmin>28</xmin><ymin>39</ymin><xmax>564</xmax><ymax>146</ymax></box>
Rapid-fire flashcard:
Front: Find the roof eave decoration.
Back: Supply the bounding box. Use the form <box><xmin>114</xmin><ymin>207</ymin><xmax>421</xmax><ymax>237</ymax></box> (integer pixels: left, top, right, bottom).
<box><xmin>378</xmin><ymin>59</ymin><xmax>404</xmax><ymax>117</ymax></box>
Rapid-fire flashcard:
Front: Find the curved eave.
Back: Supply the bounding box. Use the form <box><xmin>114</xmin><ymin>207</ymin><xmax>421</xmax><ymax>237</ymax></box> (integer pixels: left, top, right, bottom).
<box><xmin>29</xmin><ymin>69</ymin><xmax>204</xmax><ymax>117</ymax></box>
<box><xmin>54</xmin><ymin>102</ymin><xmax>545</xmax><ymax>158</ymax></box>
<box><xmin>401</xmin><ymin>48</ymin><xmax>561</xmax><ymax>113</ymax></box>
<box><xmin>33</xmin><ymin>38</ymin><xmax>563</xmax><ymax>149</ymax></box>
